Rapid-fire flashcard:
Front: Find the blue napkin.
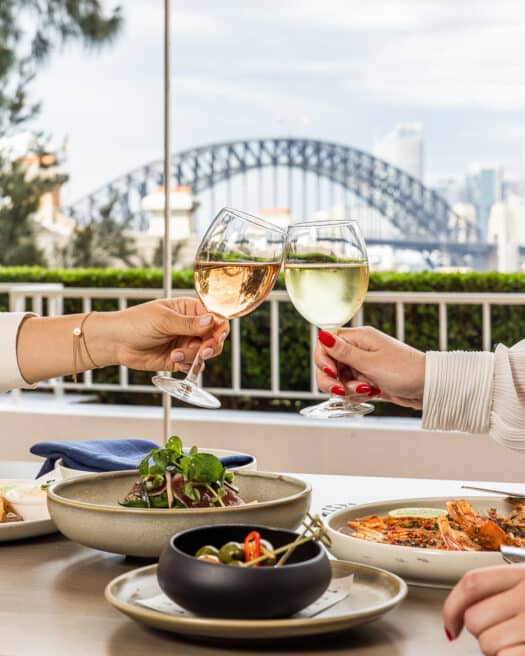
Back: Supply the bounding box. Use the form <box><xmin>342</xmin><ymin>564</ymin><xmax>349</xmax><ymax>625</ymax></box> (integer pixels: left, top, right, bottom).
<box><xmin>30</xmin><ymin>439</ymin><xmax>254</xmax><ymax>478</ymax></box>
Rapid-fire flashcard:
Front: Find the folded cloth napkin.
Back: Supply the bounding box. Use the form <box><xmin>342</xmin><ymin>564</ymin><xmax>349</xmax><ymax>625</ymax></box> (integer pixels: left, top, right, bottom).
<box><xmin>30</xmin><ymin>439</ymin><xmax>254</xmax><ymax>478</ymax></box>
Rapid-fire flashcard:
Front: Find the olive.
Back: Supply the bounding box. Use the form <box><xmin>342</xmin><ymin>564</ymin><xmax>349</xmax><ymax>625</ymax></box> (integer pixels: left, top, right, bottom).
<box><xmin>227</xmin><ymin>559</ymin><xmax>244</xmax><ymax>567</ymax></box>
<box><xmin>218</xmin><ymin>541</ymin><xmax>244</xmax><ymax>564</ymax></box>
<box><xmin>260</xmin><ymin>539</ymin><xmax>277</xmax><ymax>566</ymax></box>
<box><xmin>195</xmin><ymin>545</ymin><xmax>220</xmax><ymax>559</ymax></box>
<box><xmin>197</xmin><ymin>554</ymin><xmax>220</xmax><ymax>564</ymax></box>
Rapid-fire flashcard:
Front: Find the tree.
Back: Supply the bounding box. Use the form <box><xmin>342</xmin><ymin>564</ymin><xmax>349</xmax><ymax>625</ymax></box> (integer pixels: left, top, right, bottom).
<box><xmin>63</xmin><ymin>197</ymin><xmax>139</xmax><ymax>268</ymax></box>
<box><xmin>0</xmin><ymin>1</ymin><xmax>122</xmax><ymax>136</ymax></box>
<box><xmin>0</xmin><ymin>1</ymin><xmax>123</xmax><ymax>265</ymax></box>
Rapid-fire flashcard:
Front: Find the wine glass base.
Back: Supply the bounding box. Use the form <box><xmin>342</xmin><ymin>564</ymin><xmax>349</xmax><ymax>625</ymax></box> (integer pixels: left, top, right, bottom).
<box><xmin>152</xmin><ymin>376</ymin><xmax>221</xmax><ymax>409</ymax></box>
<box><xmin>300</xmin><ymin>398</ymin><xmax>374</xmax><ymax>419</ymax></box>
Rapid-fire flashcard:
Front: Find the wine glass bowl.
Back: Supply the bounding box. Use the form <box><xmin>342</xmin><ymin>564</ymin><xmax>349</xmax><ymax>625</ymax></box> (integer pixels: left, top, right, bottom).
<box><xmin>153</xmin><ymin>208</ymin><xmax>285</xmax><ymax>408</ymax></box>
<box><xmin>284</xmin><ymin>219</ymin><xmax>372</xmax><ymax>419</ymax></box>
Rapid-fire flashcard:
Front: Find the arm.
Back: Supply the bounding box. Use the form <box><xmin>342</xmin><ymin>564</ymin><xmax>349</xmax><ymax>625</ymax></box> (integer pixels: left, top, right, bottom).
<box><xmin>5</xmin><ymin>297</ymin><xmax>228</xmax><ymax>389</ymax></box>
<box><xmin>314</xmin><ymin>327</ymin><xmax>525</xmax><ymax>451</ymax></box>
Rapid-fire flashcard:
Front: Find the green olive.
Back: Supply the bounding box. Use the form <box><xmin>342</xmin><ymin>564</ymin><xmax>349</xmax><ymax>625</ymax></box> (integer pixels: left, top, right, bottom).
<box><xmin>227</xmin><ymin>559</ymin><xmax>244</xmax><ymax>567</ymax></box>
<box><xmin>218</xmin><ymin>541</ymin><xmax>244</xmax><ymax>564</ymax></box>
<box><xmin>260</xmin><ymin>539</ymin><xmax>277</xmax><ymax>566</ymax></box>
<box><xmin>195</xmin><ymin>545</ymin><xmax>220</xmax><ymax>559</ymax></box>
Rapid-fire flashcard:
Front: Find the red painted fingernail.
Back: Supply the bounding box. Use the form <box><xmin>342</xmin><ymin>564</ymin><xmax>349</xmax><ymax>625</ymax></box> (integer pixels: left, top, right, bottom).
<box><xmin>318</xmin><ymin>330</ymin><xmax>336</xmax><ymax>348</ymax></box>
<box><xmin>356</xmin><ymin>383</ymin><xmax>371</xmax><ymax>394</ymax></box>
<box><xmin>368</xmin><ymin>387</ymin><xmax>381</xmax><ymax>397</ymax></box>
<box><xmin>444</xmin><ymin>627</ymin><xmax>453</xmax><ymax>641</ymax></box>
<box><xmin>323</xmin><ymin>367</ymin><xmax>337</xmax><ymax>379</ymax></box>
<box><xmin>330</xmin><ymin>385</ymin><xmax>346</xmax><ymax>397</ymax></box>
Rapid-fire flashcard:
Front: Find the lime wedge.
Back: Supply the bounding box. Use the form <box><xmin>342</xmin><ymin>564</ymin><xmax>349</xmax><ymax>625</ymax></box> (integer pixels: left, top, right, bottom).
<box><xmin>388</xmin><ymin>507</ymin><xmax>447</xmax><ymax>519</ymax></box>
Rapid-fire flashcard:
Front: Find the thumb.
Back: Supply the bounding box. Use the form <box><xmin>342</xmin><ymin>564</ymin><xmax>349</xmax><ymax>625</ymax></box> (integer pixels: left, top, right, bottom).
<box><xmin>169</xmin><ymin>310</ymin><xmax>214</xmax><ymax>336</ymax></box>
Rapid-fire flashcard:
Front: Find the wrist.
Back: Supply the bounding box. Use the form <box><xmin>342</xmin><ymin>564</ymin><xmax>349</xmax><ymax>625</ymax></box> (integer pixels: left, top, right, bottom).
<box><xmin>83</xmin><ymin>311</ymin><xmax>122</xmax><ymax>368</ymax></box>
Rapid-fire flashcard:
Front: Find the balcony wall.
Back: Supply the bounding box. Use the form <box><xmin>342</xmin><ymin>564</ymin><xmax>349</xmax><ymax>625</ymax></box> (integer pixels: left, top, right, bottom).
<box><xmin>2</xmin><ymin>397</ymin><xmax>521</xmax><ymax>482</ymax></box>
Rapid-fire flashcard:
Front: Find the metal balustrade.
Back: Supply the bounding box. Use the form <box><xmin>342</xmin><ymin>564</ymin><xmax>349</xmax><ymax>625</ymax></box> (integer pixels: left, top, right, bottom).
<box><xmin>6</xmin><ymin>284</ymin><xmax>525</xmax><ymax>401</ymax></box>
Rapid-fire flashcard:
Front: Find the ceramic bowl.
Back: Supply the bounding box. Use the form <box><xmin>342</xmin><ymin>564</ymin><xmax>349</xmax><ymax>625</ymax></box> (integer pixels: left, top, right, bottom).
<box><xmin>157</xmin><ymin>524</ymin><xmax>331</xmax><ymax>619</ymax></box>
<box><xmin>47</xmin><ymin>470</ymin><xmax>311</xmax><ymax>558</ymax></box>
<box><xmin>326</xmin><ymin>495</ymin><xmax>509</xmax><ymax>587</ymax></box>
<box><xmin>56</xmin><ymin>448</ymin><xmax>257</xmax><ymax>480</ymax></box>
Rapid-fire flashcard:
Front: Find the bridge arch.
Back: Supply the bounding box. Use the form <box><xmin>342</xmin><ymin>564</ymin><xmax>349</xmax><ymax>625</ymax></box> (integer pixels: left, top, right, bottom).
<box><xmin>65</xmin><ymin>137</ymin><xmax>477</xmax><ymax>243</ymax></box>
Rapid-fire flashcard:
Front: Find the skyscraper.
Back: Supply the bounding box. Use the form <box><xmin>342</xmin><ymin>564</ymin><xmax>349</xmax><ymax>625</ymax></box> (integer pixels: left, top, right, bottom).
<box><xmin>469</xmin><ymin>164</ymin><xmax>503</xmax><ymax>240</ymax></box>
<box><xmin>374</xmin><ymin>123</ymin><xmax>424</xmax><ymax>180</ymax></box>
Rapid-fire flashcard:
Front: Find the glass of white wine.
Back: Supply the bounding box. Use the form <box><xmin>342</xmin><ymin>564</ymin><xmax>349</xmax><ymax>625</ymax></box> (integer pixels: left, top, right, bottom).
<box><xmin>153</xmin><ymin>207</ymin><xmax>285</xmax><ymax>408</ymax></box>
<box><xmin>284</xmin><ymin>219</ymin><xmax>372</xmax><ymax>419</ymax></box>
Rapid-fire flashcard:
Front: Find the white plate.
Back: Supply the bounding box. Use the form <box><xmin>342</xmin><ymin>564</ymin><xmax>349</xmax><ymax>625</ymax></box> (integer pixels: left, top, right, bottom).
<box><xmin>0</xmin><ymin>479</ymin><xmax>56</xmax><ymax>542</ymax></box>
<box><xmin>105</xmin><ymin>560</ymin><xmax>407</xmax><ymax>640</ymax></box>
<box><xmin>326</xmin><ymin>495</ymin><xmax>510</xmax><ymax>587</ymax></box>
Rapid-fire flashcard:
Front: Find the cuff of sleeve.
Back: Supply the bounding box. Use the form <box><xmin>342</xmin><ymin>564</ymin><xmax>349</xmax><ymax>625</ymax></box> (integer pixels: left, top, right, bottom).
<box><xmin>422</xmin><ymin>351</ymin><xmax>495</xmax><ymax>433</ymax></box>
<box><xmin>0</xmin><ymin>312</ymin><xmax>38</xmax><ymax>392</ymax></box>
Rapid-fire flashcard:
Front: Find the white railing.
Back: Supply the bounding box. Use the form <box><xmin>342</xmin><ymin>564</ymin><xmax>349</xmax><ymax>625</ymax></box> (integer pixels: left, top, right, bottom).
<box><xmin>6</xmin><ymin>284</ymin><xmax>525</xmax><ymax>401</ymax></box>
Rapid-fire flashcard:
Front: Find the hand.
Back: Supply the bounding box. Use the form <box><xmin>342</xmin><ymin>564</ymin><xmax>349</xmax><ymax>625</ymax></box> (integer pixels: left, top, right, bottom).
<box><xmin>88</xmin><ymin>297</ymin><xmax>229</xmax><ymax>373</ymax></box>
<box><xmin>315</xmin><ymin>326</ymin><xmax>425</xmax><ymax>409</ymax></box>
<box><xmin>443</xmin><ymin>564</ymin><xmax>525</xmax><ymax>655</ymax></box>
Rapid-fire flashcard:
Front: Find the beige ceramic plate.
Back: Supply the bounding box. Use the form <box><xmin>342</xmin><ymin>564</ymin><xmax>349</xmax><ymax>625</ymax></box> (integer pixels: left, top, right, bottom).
<box><xmin>0</xmin><ymin>479</ymin><xmax>56</xmax><ymax>542</ymax></box>
<box><xmin>105</xmin><ymin>560</ymin><xmax>407</xmax><ymax>640</ymax></box>
<box><xmin>326</xmin><ymin>496</ymin><xmax>510</xmax><ymax>587</ymax></box>
<box><xmin>47</xmin><ymin>470</ymin><xmax>311</xmax><ymax>557</ymax></box>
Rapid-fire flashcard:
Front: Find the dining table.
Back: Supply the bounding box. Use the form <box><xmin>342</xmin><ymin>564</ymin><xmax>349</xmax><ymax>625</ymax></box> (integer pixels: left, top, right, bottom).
<box><xmin>2</xmin><ymin>460</ymin><xmax>518</xmax><ymax>656</ymax></box>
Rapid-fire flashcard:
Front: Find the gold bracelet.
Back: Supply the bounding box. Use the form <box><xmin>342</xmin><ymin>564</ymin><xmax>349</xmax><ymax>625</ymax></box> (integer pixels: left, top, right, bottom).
<box><xmin>72</xmin><ymin>312</ymin><xmax>100</xmax><ymax>383</ymax></box>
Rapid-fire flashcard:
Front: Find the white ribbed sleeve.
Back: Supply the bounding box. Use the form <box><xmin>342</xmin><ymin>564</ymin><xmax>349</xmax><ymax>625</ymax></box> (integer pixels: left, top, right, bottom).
<box><xmin>422</xmin><ymin>341</ymin><xmax>525</xmax><ymax>453</ymax></box>
<box><xmin>0</xmin><ymin>312</ymin><xmax>37</xmax><ymax>392</ymax></box>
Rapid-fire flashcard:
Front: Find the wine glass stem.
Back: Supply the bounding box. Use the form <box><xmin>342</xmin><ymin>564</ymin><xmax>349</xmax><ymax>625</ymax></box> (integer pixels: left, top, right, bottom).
<box><xmin>185</xmin><ymin>352</ymin><xmax>204</xmax><ymax>385</ymax></box>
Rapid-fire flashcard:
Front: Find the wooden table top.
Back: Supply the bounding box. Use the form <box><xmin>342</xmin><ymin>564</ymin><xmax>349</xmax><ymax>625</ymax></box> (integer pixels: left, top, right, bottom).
<box><xmin>1</xmin><ymin>466</ymin><xmax>505</xmax><ymax>656</ymax></box>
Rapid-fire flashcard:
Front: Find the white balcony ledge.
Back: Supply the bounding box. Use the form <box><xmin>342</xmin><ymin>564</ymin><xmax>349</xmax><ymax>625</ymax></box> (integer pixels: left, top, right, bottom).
<box><xmin>0</xmin><ymin>394</ymin><xmax>520</xmax><ymax>483</ymax></box>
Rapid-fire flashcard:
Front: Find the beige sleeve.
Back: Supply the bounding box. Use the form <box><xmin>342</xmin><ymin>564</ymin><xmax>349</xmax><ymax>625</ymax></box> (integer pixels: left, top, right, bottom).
<box><xmin>0</xmin><ymin>312</ymin><xmax>38</xmax><ymax>392</ymax></box>
<box><xmin>422</xmin><ymin>341</ymin><xmax>525</xmax><ymax>453</ymax></box>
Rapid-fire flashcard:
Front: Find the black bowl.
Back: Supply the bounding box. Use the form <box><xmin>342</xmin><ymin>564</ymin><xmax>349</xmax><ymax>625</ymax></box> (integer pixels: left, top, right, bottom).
<box><xmin>157</xmin><ymin>524</ymin><xmax>331</xmax><ymax>619</ymax></box>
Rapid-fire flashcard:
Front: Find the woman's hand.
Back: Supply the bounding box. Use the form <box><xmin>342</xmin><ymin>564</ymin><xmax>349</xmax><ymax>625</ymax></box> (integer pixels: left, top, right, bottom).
<box><xmin>443</xmin><ymin>564</ymin><xmax>525</xmax><ymax>655</ymax></box>
<box><xmin>315</xmin><ymin>326</ymin><xmax>425</xmax><ymax>408</ymax></box>
<box><xmin>88</xmin><ymin>297</ymin><xmax>229</xmax><ymax>373</ymax></box>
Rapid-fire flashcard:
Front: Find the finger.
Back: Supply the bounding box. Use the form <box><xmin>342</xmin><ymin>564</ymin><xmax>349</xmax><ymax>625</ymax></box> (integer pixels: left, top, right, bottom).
<box><xmin>170</xmin><ymin>338</ymin><xmax>201</xmax><ymax>365</ymax></box>
<box><xmin>314</xmin><ymin>347</ymin><xmax>339</xmax><ymax>381</ymax></box>
<box><xmin>199</xmin><ymin>332</ymin><xmax>229</xmax><ymax>360</ymax></box>
<box><xmin>318</xmin><ymin>330</ymin><xmax>371</xmax><ymax>372</ymax></box>
<box><xmin>478</xmin><ymin>612</ymin><xmax>525</xmax><ymax>656</ymax></box>
<box><xmin>317</xmin><ymin>369</ymin><xmax>342</xmax><ymax>393</ymax></box>
<box><xmin>498</xmin><ymin>644</ymin><xmax>525</xmax><ymax>656</ymax></box>
<box><xmin>343</xmin><ymin>380</ymin><xmax>382</xmax><ymax>398</ymax></box>
<box><xmin>169</xmin><ymin>309</ymin><xmax>216</xmax><ymax>337</ymax></box>
<box><xmin>444</xmin><ymin>565</ymin><xmax>525</xmax><ymax>639</ymax></box>
<box><xmin>463</xmin><ymin>580</ymin><xmax>525</xmax><ymax>638</ymax></box>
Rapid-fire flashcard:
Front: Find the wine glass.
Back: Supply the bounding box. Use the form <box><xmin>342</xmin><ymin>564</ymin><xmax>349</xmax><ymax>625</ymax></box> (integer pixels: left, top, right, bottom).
<box><xmin>284</xmin><ymin>219</ymin><xmax>372</xmax><ymax>419</ymax></box>
<box><xmin>153</xmin><ymin>207</ymin><xmax>285</xmax><ymax>408</ymax></box>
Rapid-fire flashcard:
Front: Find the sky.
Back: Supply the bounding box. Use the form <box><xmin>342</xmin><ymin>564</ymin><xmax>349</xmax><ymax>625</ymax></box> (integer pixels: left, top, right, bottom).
<box><xmin>29</xmin><ymin>0</ymin><xmax>525</xmax><ymax>204</ymax></box>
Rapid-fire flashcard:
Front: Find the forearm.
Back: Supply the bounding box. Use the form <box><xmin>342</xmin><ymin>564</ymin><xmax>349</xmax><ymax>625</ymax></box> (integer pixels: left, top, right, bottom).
<box><xmin>422</xmin><ymin>350</ymin><xmax>495</xmax><ymax>434</ymax></box>
<box><xmin>17</xmin><ymin>312</ymin><xmax>121</xmax><ymax>384</ymax></box>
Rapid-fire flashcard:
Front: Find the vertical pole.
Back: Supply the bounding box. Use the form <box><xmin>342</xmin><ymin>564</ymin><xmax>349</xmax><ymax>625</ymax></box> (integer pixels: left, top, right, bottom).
<box><xmin>162</xmin><ymin>0</ymin><xmax>172</xmax><ymax>445</ymax></box>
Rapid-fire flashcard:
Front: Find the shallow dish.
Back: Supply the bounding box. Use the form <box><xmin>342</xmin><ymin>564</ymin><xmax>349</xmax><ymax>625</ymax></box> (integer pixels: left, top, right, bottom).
<box><xmin>47</xmin><ymin>470</ymin><xmax>311</xmax><ymax>557</ymax></box>
<box><xmin>158</xmin><ymin>524</ymin><xmax>331</xmax><ymax>619</ymax></box>
<box><xmin>326</xmin><ymin>495</ymin><xmax>509</xmax><ymax>587</ymax></box>
<box><xmin>0</xmin><ymin>479</ymin><xmax>56</xmax><ymax>541</ymax></box>
<box><xmin>56</xmin><ymin>448</ymin><xmax>257</xmax><ymax>480</ymax></box>
<box><xmin>105</xmin><ymin>559</ymin><xmax>407</xmax><ymax>640</ymax></box>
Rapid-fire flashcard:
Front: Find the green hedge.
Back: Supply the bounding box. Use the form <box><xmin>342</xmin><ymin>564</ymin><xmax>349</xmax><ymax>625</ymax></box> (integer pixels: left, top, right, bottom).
<box><xmin>2</xmin><ymin>267</ymin><xmax>525</xmax><ymax>415</ymax></box>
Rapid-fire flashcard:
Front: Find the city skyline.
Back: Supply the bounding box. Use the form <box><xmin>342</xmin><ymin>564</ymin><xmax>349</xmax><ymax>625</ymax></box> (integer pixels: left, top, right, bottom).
<box><xmin>27</xmin><ymin>0</ymin><xmax>525</xmax><ymax>203</ymax></box>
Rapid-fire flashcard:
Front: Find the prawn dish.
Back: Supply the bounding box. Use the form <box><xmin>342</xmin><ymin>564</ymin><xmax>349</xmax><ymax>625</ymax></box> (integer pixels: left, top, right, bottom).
<box><xmin>346</xmin><ymin>498</ymin><xmax>525</xmax><ymax>551</ymax></box>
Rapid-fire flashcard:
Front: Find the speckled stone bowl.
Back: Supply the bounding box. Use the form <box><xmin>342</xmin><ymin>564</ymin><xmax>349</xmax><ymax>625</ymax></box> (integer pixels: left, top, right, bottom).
<box><xmin>47</xmin><ymin>470</ymin><xmax>311</xmax><ymax>558</ymax></box>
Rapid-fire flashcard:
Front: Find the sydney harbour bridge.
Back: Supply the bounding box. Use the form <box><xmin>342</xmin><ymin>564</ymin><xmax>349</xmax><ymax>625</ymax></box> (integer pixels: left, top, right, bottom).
<box><xmin>64</xmin><ymin>137</ymin><xmax>494</xmax><ymax>268</ymax></box>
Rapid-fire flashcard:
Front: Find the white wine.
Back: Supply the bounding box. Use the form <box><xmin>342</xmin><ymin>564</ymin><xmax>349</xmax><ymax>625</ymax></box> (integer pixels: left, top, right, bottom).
<box><xmin>194</xmin><ymin>260</ymin><xmax>281</xmax><ymax>319</ymax></box>
<box><xmin>284</xmin><ymin>262</ymin><xmax>369</xmax><ymax>329</ymax></box>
